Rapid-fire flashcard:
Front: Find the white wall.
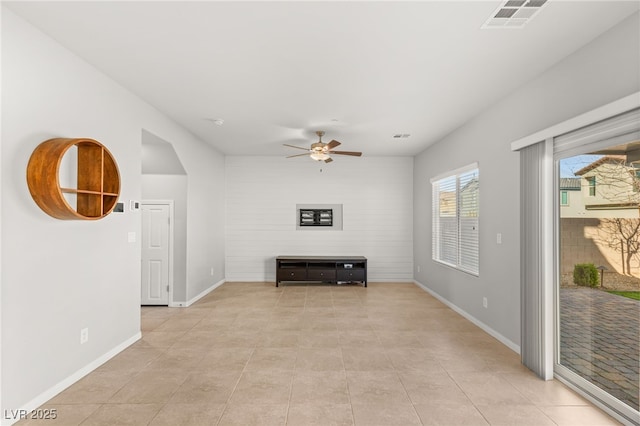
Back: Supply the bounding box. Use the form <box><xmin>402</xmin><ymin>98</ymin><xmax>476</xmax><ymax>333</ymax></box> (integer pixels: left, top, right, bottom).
<box><xmin>140</xmin><ymin>127</ymin><xmax>226</xmax><ymax>304</ymax></box>
<box><xmin>225</xmin><ymin>156</ymin><xmax>413</xmax><ymax>282</ymax></box>
<box><xmin>141</xmin><ymin>129</ymin><xmax>187</xmax><ymax>175</ymax></box>
<box><xmin>0</xmin><ymin>8</ymin><xmax>225</xmax><ymax>417</ymax></box>
<box><xmin>181</xmin><ymin>145</ymin><xmax>225</xmax><ymax>302</ymax></box>
<box><xmin>414</xmin><ymin>12</ymin><xmax>640</xmax><ymax>349</ymax></box>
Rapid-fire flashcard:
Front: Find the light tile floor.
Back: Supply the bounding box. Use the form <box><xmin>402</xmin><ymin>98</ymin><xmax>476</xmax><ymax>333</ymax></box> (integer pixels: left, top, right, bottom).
<box><xmin>19</xmin><ymin>282</ymin><xmax>622</xmax><ymax>425</ymax></box>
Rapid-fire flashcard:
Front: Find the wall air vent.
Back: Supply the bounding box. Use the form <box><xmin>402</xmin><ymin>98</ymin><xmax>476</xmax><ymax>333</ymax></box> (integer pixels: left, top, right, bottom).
<box><xmin>393</xmin><ymin>134</ymin><xmax>411</xmax><ymax>139</ymax></box>
<box><xmin>481</xmin><ymin>0</ymin><xmax>547</xmax><ymax>29</ymax></box>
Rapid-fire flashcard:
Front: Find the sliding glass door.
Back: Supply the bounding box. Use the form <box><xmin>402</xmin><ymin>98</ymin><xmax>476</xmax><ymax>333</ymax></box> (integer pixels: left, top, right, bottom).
<box><xmin>556</xmin><ymin>142</ymin><xmax>640</xmax><ymax>423</ymax></box>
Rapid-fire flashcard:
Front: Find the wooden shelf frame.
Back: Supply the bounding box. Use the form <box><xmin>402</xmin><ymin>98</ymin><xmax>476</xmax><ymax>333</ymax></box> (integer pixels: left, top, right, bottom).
<box><xmin>27</xmin><ymin>138</ymin><xmax>121</xmax><ymax>220</ymax></box>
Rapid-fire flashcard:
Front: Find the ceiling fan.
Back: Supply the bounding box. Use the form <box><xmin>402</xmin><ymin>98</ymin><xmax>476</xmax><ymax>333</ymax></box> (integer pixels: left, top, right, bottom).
<box><xmin>284</xmin><ymin>131</ymin><xmax>362</xmax><ymax>163</ymax></box>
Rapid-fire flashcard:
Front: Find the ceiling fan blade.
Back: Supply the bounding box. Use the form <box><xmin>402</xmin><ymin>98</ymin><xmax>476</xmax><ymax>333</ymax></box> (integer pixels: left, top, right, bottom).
<box><xmin>324</xmin><ymin>157</ymin><xmax>333</xmax><ymax>163</ymax></box>
<box><xmin>330</xmin><ymin>151</ymin><xmax>362</xmax><ymax>156</ymax></box>
<box><xmin>283</xmin><ymin>144</ymin><xmax>310</xmax><ymax>151</ymax></box>
<box><xmin>326</xmin><ymin>140</ymin><xmax>341</xmax><ymax>150</ymax></box>
<box><xmin>286</xmin><ymin>153</ymin><xmax>311</xmax><ymax>158</ymax></box>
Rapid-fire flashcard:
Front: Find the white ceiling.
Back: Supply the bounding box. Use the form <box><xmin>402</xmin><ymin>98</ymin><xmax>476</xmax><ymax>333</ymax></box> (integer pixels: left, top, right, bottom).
<box><xmin>5</xmin><ymin>1</ymin><xmax>639</xmax><ymax>157</ymax></box>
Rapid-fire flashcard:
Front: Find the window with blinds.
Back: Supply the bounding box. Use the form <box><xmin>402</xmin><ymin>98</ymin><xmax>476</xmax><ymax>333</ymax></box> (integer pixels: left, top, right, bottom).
<box><xmin>431</xmin><ymin>164</ymin><xmax>479</xmax><ymax>275</ymax></box>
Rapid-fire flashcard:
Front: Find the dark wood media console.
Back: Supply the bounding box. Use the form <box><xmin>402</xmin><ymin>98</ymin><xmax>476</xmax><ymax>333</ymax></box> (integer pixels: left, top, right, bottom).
<box><xmin>276</xmin><ymin>256</ymin><xmax>367</xmax><ymax>287</ymax></box>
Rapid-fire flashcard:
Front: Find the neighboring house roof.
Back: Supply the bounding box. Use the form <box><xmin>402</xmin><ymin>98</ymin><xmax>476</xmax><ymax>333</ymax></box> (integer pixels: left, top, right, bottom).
<box><xmin>574</xmin><ymin>155</ymin><xmax>626</xmax><ymax>175</ymax></box>
<box><xmin>560</xmin><ymin>177</ymin><xmax>581</xmax><ymax>190</ymax></box>
<box><xmin>461</xmin><ymin>177</ymin><xmax>479</xmax><ymax>193</ymax></box>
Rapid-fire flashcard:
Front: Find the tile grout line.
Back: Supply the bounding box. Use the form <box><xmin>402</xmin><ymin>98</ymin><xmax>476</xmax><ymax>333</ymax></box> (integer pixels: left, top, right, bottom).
<box><xmin>42</xmin><ymin>283</ymin><xmax>626</xmax><ymax>425</ymax></box>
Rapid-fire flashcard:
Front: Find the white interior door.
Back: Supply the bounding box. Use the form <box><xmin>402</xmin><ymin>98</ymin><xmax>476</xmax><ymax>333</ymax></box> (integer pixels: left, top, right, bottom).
<box><xmin>141</xmin><ymin>203</ymin><xmax>171</xmax><ymax>305</ymax></box>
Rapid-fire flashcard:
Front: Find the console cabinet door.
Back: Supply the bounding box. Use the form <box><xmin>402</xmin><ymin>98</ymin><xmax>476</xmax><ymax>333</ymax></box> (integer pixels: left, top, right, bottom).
<box><xmin>307</xmin><ymin>269</ymin><xmax>337</xmax><ymax>280</ymax></box>
<box><xmin>278</xmin><ymin>267</ymin><xmax>307</xmax><ymax>281</ymax></box>
<box><xmin>337</xmin><ymin>269</ymin><xmax>366</xmax><ymax>281</ymax></box>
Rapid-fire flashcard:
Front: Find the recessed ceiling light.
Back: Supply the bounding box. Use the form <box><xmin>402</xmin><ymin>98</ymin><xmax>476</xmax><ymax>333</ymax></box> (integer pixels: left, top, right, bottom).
<box><xmin>205</xmin><ymin>118</ymin><xmax>225</xmax><ymax>126</ymax></box>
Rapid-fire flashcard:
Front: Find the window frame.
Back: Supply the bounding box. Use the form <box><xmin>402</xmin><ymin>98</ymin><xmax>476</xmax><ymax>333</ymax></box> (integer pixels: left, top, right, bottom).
<box><xmin>631</xmin><ymin>167</ymin><xmax>640</xmax><ymax>193</ymax></box>
<box><xmin>587</xmin><ymin>176</ymin><xmax>596</xmax><ymax>196</ymax></box>
<box><xmin>431</xmin><ymin>163</ymin><xmax>480</xmax><ymax>276</ymax></box>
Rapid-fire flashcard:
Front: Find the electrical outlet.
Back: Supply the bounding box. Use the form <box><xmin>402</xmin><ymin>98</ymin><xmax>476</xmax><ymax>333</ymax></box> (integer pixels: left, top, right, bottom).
<box><xmin>210</xmin><ymin>267</ymin><xmax>215</xmax><ymax>276</ymax></box>
<box><xmin>483</xmin><ymin>297</ymin><xmax>488</xmax><ymax>309</ymax></box>
<box><xmin>497</xmin><ymin>233</ymin><xmax>502</xmax><ymax>244</ymax></box>
<box><xmin>417</xmin><ymin>265</ymin><xmax>421</xmax><ymax>273</ymax></box>
<box><xmin>80</xmin><ymin>328</ymin><xmax>89</xmax><ymax>344</ymax></box>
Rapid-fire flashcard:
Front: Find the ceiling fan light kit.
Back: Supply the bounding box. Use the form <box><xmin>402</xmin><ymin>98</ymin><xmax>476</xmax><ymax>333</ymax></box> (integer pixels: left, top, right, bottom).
<box><xmin>310</xmin><ymin>152</ymin><xmax>330</xmax><ymax>161</ymax></box>
<box><xmin>284</xmin><ymin>130</ymin><xmax>362</xmax><ymax>163</ymax></box>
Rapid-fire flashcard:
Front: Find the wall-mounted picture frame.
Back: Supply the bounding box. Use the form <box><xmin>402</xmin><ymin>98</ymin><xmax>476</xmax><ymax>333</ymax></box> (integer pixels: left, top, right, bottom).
<box><xmin>300</xmin><ymin>208</ymin><xmax>333</xmax><ymax>226</ymax></box>
<box><xmin>296</xmin><ymin>204</ymin><xmax>343</xmax><ymax>231</ymax></box>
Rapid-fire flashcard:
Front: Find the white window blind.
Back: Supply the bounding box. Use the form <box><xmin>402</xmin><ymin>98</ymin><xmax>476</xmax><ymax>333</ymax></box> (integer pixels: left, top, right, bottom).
<box><xmin>432</xmin><ymin>164</ymin><xmax>479</xmax><ymax>275</ymax></box>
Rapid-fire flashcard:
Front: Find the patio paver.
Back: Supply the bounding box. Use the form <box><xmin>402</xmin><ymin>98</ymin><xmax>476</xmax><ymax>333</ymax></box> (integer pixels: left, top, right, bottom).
<box><xmin>560</xmin><ymin>287</ymin><xmax>639</xmax><ymax>411</ymax></box>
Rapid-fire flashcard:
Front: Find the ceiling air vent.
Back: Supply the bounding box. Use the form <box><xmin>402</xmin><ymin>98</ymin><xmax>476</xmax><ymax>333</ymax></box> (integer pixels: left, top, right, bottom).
<box><xmin>482</xmin><ymin>0</ymin><xmax>547</xmax><ymax>29</ymax></box>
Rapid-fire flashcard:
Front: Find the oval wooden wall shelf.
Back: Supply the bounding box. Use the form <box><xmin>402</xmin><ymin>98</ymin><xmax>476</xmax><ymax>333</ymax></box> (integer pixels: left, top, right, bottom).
<box><xmin>27</xmin><ymin>138</ymin><xmax>121</xmax><ymax>220</ymax></box>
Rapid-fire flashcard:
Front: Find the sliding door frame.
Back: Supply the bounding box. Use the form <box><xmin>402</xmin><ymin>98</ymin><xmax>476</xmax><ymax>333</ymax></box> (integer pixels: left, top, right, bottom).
<box><xmin>511</xmin><ymin>92</ymin><xmax>640</xmax><ymax>425</ymax></box>
<box><xmin>553</xmin><ymin>146</ymin><xmax>639</xmax><ymax>425</ymax></box>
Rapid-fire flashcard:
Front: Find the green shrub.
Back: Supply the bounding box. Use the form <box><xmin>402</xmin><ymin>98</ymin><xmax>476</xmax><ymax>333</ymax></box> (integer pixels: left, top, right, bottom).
<box><xmin>573</xmin><ymin>263</ymin><xmax>599</xmax><ymax>287</ymax></box>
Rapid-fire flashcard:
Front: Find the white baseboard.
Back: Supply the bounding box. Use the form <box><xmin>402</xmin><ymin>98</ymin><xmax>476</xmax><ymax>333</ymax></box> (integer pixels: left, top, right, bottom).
<box><xmin>5</xmin><ymin>332</ymin><xmax>141</xmax><ymax>426</ymax></box>
<box><xmin>174</xmin><ymin>278</ymin><xmax>225</xmax><ymax>308</ymax></box>
<box><xmin>413</xmin><ymin>279</ymin><xmax>521</xmax><ymax>354</ymax></box>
